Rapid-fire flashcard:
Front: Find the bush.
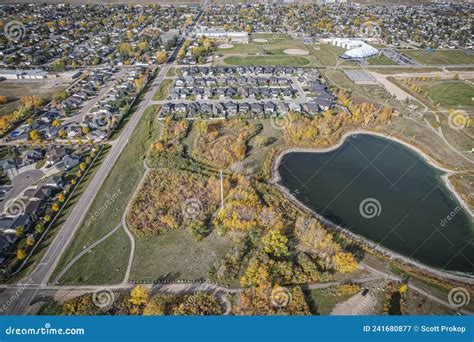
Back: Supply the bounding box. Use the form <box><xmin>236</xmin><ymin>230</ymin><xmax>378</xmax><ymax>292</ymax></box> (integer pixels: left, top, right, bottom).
<box><xmin>188</xmin><ymin>221</ymin><xmax>210</xmax><ymax>241</ymax></box>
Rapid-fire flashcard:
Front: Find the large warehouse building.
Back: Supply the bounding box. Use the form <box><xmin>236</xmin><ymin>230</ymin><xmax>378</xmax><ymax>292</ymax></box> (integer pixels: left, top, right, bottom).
<box><xmin>194</xmin><ymin>26</ymin><xmax>249</xmax><ymax>43</ymax></box>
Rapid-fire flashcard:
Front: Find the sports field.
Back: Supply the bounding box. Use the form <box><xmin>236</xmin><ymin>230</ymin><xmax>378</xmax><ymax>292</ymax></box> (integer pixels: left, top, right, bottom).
<box><xmin>399</xmin><ymin>49</ymin><xmax>474</xmax><ymax>65</ymax></box>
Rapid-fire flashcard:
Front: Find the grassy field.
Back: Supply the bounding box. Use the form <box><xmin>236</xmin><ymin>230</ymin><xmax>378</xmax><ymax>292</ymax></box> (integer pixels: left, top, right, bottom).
<box><xmin>379</xmin><ymin>116</ymin><xmax>474</xmax><ymax>170</ymax></box>
<box><xmin>218</xmin><ymin>36</ymin><xmax>353</xmax><ymax>67</ymax></box>
<box><xmin>425</xmin><ymin>81</ymin><xmax>474</xmax><ymax>108</ymax></box>
<box><xmin>51</xmin><ymin>105</ymin><xmax>161</xmax><ymax>283</ymax></box>
<box><xmin>368</xmin><ymin>55</ymin><xmax>397</xmax><ymax>65</ymax></box>
<box><xmin>223</xmin><ymin>55</ymin><xmax>309</xmax><ymax>67</ymax></box>
<box><xmin>399</xmin><ymin>49</ymin><xmax>474</xmax><ymax>65</ymax></box>
<box><xmin>166</xmin><ymin>68</ymin><xmax>176</xmax><ymax>77</ymax></box>
<box><xmin>55</xmin><ymin>227</ymin><xmax>131</xmax><ymax>285</ymax></box>
<box><xmin>218</xmin><ymin>34</ymin><xmax>301</xmax><ymax>56</ymax></box>
<box><xmin>0</xmin><ymin>79</ymin><xmax>70</xmax><ymax>115</ymax></box>
<box><xmin>218</xmin><ymin>34</ymin><xmax>333</xmax><ymax>67</ymax></box>
<box><xmin>324</xmin><ymin>69</ymin><xmax>401</xmax><ymax>110</ymax></box>
<box><xmin>238</xmin><ymin>119</ymin><xmax>284</xmax><ymax>174</ymax></box>
<box><xmin>368</xmin><ymin>67</ymin><xmax>442</xmax><ymax>75</ymax></box>
<box><xmin>152</xmin><ymin>78</ymin><xmax>173</xmax><ymax>101</ymax></box>
<box><xmin>306</xmin><ymin>44</ymin><xmax>348</xmax><ymax>67</ymax></box>
<box><xmin>307</xmin><ymin>288</ymin><xmax>356</xmax><ymax>315</ymax></box>
<box><xmin>130</xmin><ymin>229</ymin><xmax>232</xmax><ymax>282</ymax></box>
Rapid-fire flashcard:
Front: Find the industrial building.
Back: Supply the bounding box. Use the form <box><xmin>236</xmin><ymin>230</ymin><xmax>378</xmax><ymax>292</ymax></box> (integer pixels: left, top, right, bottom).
<box><xmin>194</xmin><ymin>26</ymin><xmax>249</xmax><ymax>43</ymax></box>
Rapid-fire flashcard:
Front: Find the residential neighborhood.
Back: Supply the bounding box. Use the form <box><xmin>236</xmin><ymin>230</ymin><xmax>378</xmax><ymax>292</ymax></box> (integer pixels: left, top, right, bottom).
<box><xmin>0</xmin><ymin>1</ymin><xmax>472</xmax><ymax>328</ymax></box>
<box><xmin>201</xmin><ymin>2</ymin><xmax>473</xmax><ymax>49</ymax></box>
<box><xmin>160</xmin><ymin>65</ymin><xmax>335</xmax><ymax>118</ymax></box>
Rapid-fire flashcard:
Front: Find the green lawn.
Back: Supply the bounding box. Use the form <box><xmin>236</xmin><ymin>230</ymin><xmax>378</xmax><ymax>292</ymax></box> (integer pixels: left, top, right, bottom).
<box><xmin>307</xmin><ymin>44</ymin><xmax>348</xmax><ymax>67</ymax></box>
<box><xmin>368</xmin><ymin>55</ymin><xmax>397</xmax><ymax>65</ymax></box>
<box><xmin>55</xmin><ymin>227</ymin><xmax>131</xmax><ymax>285</ymax></box>
<box><xmin>399</xmin><ymin>49</ymin><xmax>474</xmax><ymax>65</ymax></box>
<box><xmin>425</xmin><ymin>81</ymin><xmax>474</xmax><ymax>108</ymax></box>
<box><xmin>152</xmin><ymin>78</ymin><xmax>173</xmax><ymax>101</ymax></box>
<box><xmin>130</xmin><ymin>229</ymin><xmax>232</xmax><ymax>283</ymax></box>
<box><xmin>223</xmin><ymin>55</ymin><xmax>309</xmax><ymax>67</ymax></box>
<box><xmin>218</xmin><ymin>36</ymin><xmax>350</xmax><ymax>67</ymax></box>
<box><xmin>219</xmin><ymin>34</ymin><xmax>318</xmax><ymax>67</ymax></box>
<box><xmin>51</xmin><ymin>105</ymin><xmax>161</xmax><ymax>284</ymax></box>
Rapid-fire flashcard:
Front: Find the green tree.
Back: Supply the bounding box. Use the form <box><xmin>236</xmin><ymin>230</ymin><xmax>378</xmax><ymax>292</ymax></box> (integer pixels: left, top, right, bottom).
<box><xmin>188</xmin><ymin>221</ymin><xmax>209</xmax><ymax>241</ymax></box>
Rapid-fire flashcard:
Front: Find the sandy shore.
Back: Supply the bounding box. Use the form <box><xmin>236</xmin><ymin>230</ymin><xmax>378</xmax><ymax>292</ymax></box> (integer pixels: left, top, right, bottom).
<box><xmin>271</xmin><ymin>130</ymin><xmax>474</xmax><ymax>284</ymax></box>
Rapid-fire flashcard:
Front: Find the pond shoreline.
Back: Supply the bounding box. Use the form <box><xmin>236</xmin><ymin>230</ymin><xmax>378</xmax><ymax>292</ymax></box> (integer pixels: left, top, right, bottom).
<box><xmin>271</xmin><ymin>130</ymin><xmax>473</xmax><ymax>218</ymax></box>
<box><xmin>270</xmin><ymin>130</ymin><xmax>474</xmax><ymax>284</ymax></box>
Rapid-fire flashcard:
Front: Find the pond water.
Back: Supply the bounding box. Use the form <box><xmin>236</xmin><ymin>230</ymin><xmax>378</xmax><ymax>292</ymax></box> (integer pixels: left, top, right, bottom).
<box><xmin>278</xmin><ymin>134</ymin><xmax>473</xmax><ymax>274</ymax></box>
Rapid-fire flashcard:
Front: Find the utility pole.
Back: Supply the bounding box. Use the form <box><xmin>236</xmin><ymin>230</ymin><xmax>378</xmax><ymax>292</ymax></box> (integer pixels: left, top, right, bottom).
<box><xmin>219</xmin><ymin>170</ymin><xmax>224</xmax><ymax>209</ymax></box>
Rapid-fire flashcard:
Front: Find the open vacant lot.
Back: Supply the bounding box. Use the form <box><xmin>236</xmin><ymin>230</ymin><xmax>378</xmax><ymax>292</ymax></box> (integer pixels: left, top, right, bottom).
<box><xmin>0</xmin><ymin>79</ymin><xmax>70</xmax><ymax>115</ymax></box>
<box><xmin>399</xmin><ymin>49</ymin><xmax>474</xmax><ymax>65</ymax></box>
<box><xmin>130</xmin><ymin>229</ymin><xmax>231</xmax><ymax>282</ymax></box>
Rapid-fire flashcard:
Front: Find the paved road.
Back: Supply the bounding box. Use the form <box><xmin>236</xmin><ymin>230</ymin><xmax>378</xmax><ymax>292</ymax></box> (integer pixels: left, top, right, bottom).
<box><xmin>0</xmin><ymin>7</ymin><xmax>206</xmax><ymax>316</ymax></box>
<box><xmin>362</xmin><ymin>264</ymin><xmax>473</xmax><ymax>316</ymax></box>
<box><xmin>63</xmin><ymin>69</ymin><xmax>126</xmax><ymax>125</ymax></box>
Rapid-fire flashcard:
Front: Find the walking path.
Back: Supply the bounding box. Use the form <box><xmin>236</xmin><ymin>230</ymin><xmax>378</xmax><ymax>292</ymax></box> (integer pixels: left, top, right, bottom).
<box><xmin>270</xmin><ymin>130</ymin><xmax>474</xmax><ymax>285</ymax></box>
<box><xmin>52</xmin><ymin>224</ymin><xmax>122</xmax><ymax>285</ymax></box>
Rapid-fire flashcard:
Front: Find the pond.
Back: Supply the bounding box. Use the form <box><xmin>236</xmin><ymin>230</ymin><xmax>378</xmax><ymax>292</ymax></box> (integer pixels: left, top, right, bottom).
<box><xmin>277</xmin><ymin>134</ymin><xmax>474</xmax><ymax>274</ymax></box>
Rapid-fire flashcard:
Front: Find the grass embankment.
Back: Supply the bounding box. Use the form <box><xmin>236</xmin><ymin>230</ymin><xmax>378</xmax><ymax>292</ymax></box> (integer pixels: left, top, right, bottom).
<box><xmin>51</xmin><ymin>105</ymin><xmax>161</xmax><ymax>285</ymax></box>
<box><xmin>152</xmin><ymin>79</ymin><xmax>173</xmax><ymax>101</ymax></box>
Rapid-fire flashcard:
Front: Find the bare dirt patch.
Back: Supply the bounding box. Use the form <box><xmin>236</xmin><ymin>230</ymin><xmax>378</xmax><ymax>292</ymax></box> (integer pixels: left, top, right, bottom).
<box><xmin>331</xmin><ymin>292</ymin><xmax>377</xmax><ymax>315</ymax></box>
<box><xmin>284</xmin><ymin>48</ymin><xmax>310</xmax><ymax>56</ymax></box>
<box><xmin>219</xmin><ymin>43</ymin><xmax>234</xmax><ymax>49</ymax></box>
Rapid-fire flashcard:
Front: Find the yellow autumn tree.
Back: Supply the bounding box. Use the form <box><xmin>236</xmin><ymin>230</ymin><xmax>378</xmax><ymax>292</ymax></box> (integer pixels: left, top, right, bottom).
<box><xmin>262</xmin><ymin>229</ymin><xmax>289</xmax><ymax>257</ymax></box>
<box><xmin>17</xmin><ymin>248</ymin><xmax>27</xmax><ymax>260</ymax></box>
<box><xmin>156</xmin><ymin>51</ymin><xmax>168</xmax><ymax>64</ymax></box>
<box><xmin>333</xmin><ymin>252</ymin><xmax>358</xmax><ymax>273</ymax></box>
<box><xmin>129</xmin><ymin>285</ymin><xmax>150</xmax><ymax>306</ymax></box>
